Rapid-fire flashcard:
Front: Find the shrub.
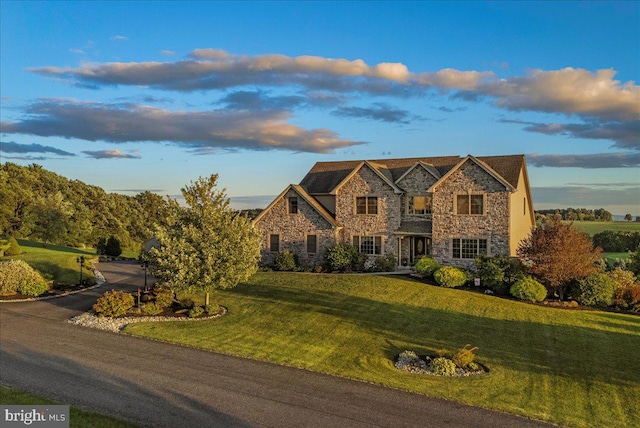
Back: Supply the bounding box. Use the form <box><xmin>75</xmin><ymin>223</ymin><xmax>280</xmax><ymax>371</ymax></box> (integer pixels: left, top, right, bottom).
<box><xmin>430</xmin><ymin>357</ymin><xmax>456</xmax><ymax>376</ymax></box>
<box><xmin>204</xmin><ymin>303</ymin><xmax>221</xmax><ymax>315</ymax></box>
<box><xmin>510</xmin><ymin>277</ymin><xmax>547</xmax><ymax>303</ymax></box>
<box><xmin>0</xmin><ymin>260</ymin><xmax>50</xmax><ymax>296</ymax></box>
<box><xmin>373</xmin><ymin>253</ymin><xmax>397</xmax><ymax>272</ymax></box>
<box><xmin>324</xmin><ymin>243</ymin><xmax>361</xmax><ymax>272</ymax></box>
<box><xmin>475</xmin><ymin>255</ymin><xmax>525</xmax><ymax>294</ymax></box>
<box><xmin>142</xmin><ymin>302</ymin><xmax>163</xmax><ymax>315</ymax></box>
<box><xmin>179</xmin><ymin>298</ymin><xmax>195</xmax><ymax>309</ymax></box>
<box><xmin>414</xmin><ymin>256</ymin><xmax>440</xmax><ymax>277</ymax></box>
<box><xmin>608</xmin><ymin>267</ymin><xmax>637</xmax><ymax>290</ymax></box>
<box><xmin>434</xmin><ymin>266</ymin><xmax>467</xmax><ymax>288</ymax></box>
<box><xmin>572</xmin><ymin>273</ymin><xmax>616</xmax><ymax>307</ymax></box>
<box><xmin>93</xmin><ymin>289</ymin><xmax>134</xmax><ymax>317</ymax></box>
<box><xmin>593</xmin><ymin>230</ymin><xmax>640</xmax><ymax>252</ymax></box>
<box><xmin>188</xmin><ymin>306</ymin><xmax>205</xmax><ymax>318</ymax></box>
<box><xmin>5</xmin><ymin>237</ymin><xmax>22</xmax><ymax>256</ymax></box>
<box><xmin>105</xmin><ymin>235</ymin><xmax>122</xmax><ymax>258</ymax></box>
<box><xmin>452</xmin><ymin>344</ymin><xmax>478</xmax><ymax>369</ymax></box>
<box><xmin>153</xmin><ymin>287</ymin><xmax>175</xmax><ymax>308</ymax></box>
<box><xmin>613</xmin><ymin>285</ymin><xmax>640</xmax><ymax>312</ymax></box>
<box><xmin>273</xmin><ymin>250</ymin><xmax>298</xmax><ymax>271</ymax></box>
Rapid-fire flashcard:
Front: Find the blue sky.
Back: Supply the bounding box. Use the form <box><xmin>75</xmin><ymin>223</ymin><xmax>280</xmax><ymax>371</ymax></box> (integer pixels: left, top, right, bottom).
<box><xmin>1</xmin><ymin>1</ymin><xmax>639</xmax><ymax>215</ymax></box>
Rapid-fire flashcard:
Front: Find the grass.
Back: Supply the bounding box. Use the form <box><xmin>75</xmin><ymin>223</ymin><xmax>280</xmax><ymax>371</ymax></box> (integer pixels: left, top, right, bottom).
<box><xmin>567</xmin><ymin>220</ymin><xmax>640</xmax><ymax>237</ymax></box>
<box><xmin>0</xmin><ymin>385</ymin><xmax>139</xmax><ymax>428</ymax></box>
<box><xmin>5</xmin><ymin>239</ymin><xmax>97</xmax><ymax>286</ymax></box>
<box><xmin>125</xmin><ymin>272</ymin><xmax>640</xmax><ymax>428</ymax></box>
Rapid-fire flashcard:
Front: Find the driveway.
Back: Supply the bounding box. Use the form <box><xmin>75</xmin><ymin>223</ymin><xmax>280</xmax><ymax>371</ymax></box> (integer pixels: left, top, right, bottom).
<box><xmin>0</xmin><ymin>261</ymin><xmax>551</xmax><ymax>427</ymax></box>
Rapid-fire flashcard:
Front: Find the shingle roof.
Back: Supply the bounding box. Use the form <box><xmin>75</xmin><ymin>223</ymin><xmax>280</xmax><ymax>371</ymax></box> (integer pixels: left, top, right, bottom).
<box><xmin>299</xmin><ymin>155</ymin><xmax>524</xmax><ymax>194</ymax></box>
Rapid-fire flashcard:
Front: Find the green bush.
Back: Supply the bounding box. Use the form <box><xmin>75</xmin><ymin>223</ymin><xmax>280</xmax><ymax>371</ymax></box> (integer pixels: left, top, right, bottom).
<box><xmin>142</xmin><ymin>302</ymin><xmax>163</xmax><ymax>315</ymax></box>
<box><xmin>608</xmin><ymin>267</ymin><xmax>637</xmax><ymax>290</ymax></box>
<box><xmin>324</xmin><ymin>243</ymin><xmax>360</xmax><ymax>272</ymax></box>
<box><xmin>414</xmin><ymin>256</ymin><xmax>440</xmax><ymax>277</ymax></box>
<box><xmin>273</xmin><ymin>250</ymin><xmax>298</xmax><ymax>271</ymax></box>
<box><xmin>0</xmin><ymin>260</ymin><xmax>50</xmax><ymax>296</ymax></box>
<box><xmin>572</xmin><ymin>273</ymin><xmax>616</xmax><ymax>307</ymax></box>
<box><xmin>153</xmin><ymin>287</ymin><xmax>175</xmax><ymax>308</ymax></box>
<box><xmin>475</xmin><ymin>255</ymin><xmax>526</xmax><ymax>294</ymax></box>
<box><xmin>179</xmin><ymin>298</ymin><xmax>195</xmax><ymax>309</ymax></box>
<box><xmin>105</xmin><ymin>236</ymin><xmax>122</xmax><ymax>258</ymax></box>
<box><xmin>467</xmin><ymin>362</ymin><xmax>480</xmax><ymax>371</ymax></box>
<box><xmin>430</xmin><ymin>357</ymin><xmax>457</xmax><ymax>376</ymax></box>
<box><xmin>93</xmin><ymin>289</ymin><xmax>134</xmax><ymax>317</ymax></box>
<box><xmin>452</xmin><ymin>344</ymin><xmax>478</xmax><ymax>369</ymax></box>
<box><xmin>5</xmin><ymin>237</ymin><xmax>22</xmax><ymax>256</ymax></box>
<box><xmin>434</xmin><ymin>266</ymin><xmax>467</xmax><ymax>288</ymax></box>
<box><xmin>510</xmin><ymin>277</ymin><xmax>547</xmax><ymax>303</ymax></box>
<box><xmin>373</xmin><ymin>253</ymin><xmax>397</xmax><ymax>272</ymax></box>
<box><xmin>188</xmin><ymin>306</ymin><xmax>204</xmax><ymax>318</ymax></box>
<box><xmin>204</xmin><ymin>303</ymin><xmax>221</xmax><ymax>315</ymax></box>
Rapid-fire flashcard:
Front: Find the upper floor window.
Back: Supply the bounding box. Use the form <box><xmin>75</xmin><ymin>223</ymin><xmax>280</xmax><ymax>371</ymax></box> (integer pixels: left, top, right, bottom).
<box><xmin>288</xmin><ymin>197</ymin><xmax>298</xmax><ymax>214</ymax></box>
<box><xmin>452</xmin><ymin>238</ymin><xmax>487</xmax><ymax>259</ymax></box>
<box><xmin>353</xmin><ymin>235</ymin><xmax>382</xmax><ymax>255</ymax></box>
<box><xmin>456</xmin><ymin>194</ymin><xmax>484</xmax><ymax>215</ymax></box>
<box><xmin>356</xmin><ymin>196</ymin><xmax>378</xmax><ymax>215</ymax></box>
<box><xmin>408</xmin><ymin>195</ymin><xmax>432</xmax><ymax>215</ymax></box>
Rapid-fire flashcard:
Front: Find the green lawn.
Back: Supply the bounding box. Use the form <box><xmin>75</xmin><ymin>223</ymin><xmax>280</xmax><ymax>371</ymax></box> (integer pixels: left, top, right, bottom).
<box><xmin>0</xmin><ymin>385</ymin><xmax>139</xmax><ymax>428</ymax></box>
<box><xmin>5</xmin><ymin>240</ymin><xmax>97</xmax><ymax>286</ymax></box>
<box><xmin>125</xmin><ymin>273</ymin><xmax>640</xmax><ymax>428</ymax></box>
<box><xmin>567</xmin><ymin>220</ymin><xmax>640</xmax><ymax>236</ymax></box>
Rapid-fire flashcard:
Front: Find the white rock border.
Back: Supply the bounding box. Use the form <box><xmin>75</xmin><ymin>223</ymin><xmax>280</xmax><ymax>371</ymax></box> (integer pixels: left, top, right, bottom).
<box><xmin>0</xmin><ymin>269</ymin><xmax>106</xmax><ymax>303</ymax></box>
<box><xmin>68</xmin><ymin>307</ymin><xmax>228</xmax><ymax>333</ymax></box>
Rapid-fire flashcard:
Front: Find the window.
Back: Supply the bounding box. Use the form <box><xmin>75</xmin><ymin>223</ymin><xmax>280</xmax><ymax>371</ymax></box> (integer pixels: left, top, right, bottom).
<box><xmin>356</xmin><ymin>196</ymin><xmax>378</xmax><ymax>215</ymax></box>
<box><xmin>288</xmin><ymin>197</ymin><xmax>298</xmax><ymax>214</ymax></box>
<box><xmin>269</xmin><ymin>234</ymin><xmax>280</xmax><ymax>252</ymax></box>
<box><xmin>408</xmin><ymin>195</ymin><xmax>432</xmax><ymax>215</ymax></box>
<box><xmin>306</xmin><ymin>235</ymin><xmax>317</xmax><ymax>253</ymax></box>
<box><xmin>452</xmin><ymin>238</ymin><xmax>487</xmax><ymax>259</ymax></box>
<box><xmin>456</xmin><ymin>194</ymin><xmax>484</xmax><ymax>215</ymax></box>
<box><xmin>353</xmin><ymin>235</ymin><xmax>382</xmax><ymax>255</ymax></box>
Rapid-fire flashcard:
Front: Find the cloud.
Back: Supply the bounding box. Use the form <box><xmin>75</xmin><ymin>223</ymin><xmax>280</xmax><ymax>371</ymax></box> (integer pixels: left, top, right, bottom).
<box><xmin>332</xmin><ymin>102</ymin><xmax>425</xmax><ymax>124</ymax></box>
<box><xmin>1</xmin><ymin>98</ymin><xmax>365</xmax><ymax>154</ymax></box>
<box><xmin>220</xmin><ymin>90</ymin><xmax>307</xmax><ymax>111</ymax></box>
<box><xmin>82</xmin><ymin>149</ymin><xmax>141</xmax><ymax>159</ymax></box>
<box><xmin>68</xmin><ymin>48</ymin><xmax>86</xmax><ymax>55</ymax></box>
<box><xmin>0</xmin><ymin>141</ymin><xmax>76</xmax><ymax>156</ymax></box>
<box><xmin>531</xmin><ymin>185</ymin><xmax>640</xmax><ymax>210</ymax></box>
<box><xmin>528</xmin><ymin>152</ymin><xmax>640</xmax><ymax>168</ymax></box>
<box><xmin>437</xmin><ymin>106</ymin><xmax>467</xmax><ymax>113</ymax></box>
<box><xmin>160</xmin><ymin>50</ymin><xmax>175</xmax><ymax>56</ymax></box>
<box><xmin>500</xmin><ymin>119</ymin><xmax>640</xmax><ymax>149</ymax></box>
<box><xmin>111</xmin><ymin>35</ymin><xmax>129</xmax><ymax>41</ymax></box>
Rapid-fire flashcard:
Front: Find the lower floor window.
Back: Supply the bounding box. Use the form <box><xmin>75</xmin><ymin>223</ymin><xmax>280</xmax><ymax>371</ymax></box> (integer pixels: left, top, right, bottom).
<box><xmin>452</xmin><ymin>238</ymin><xmax>487</xmax><ymax>259</ymax></box>
<box><xmin>269</xmin><ymin>234</ymin><xmax>280</xmax><ymax>252</ymax></box>
<box><xmin>306</xmin><ymin>235</ymin><xmax>317</xmax><ymax>253</ymax></box>
<box><xmin>353</xmin><ymin>235</ymin><xmax>382</xmax><ymax>255</ymax></box>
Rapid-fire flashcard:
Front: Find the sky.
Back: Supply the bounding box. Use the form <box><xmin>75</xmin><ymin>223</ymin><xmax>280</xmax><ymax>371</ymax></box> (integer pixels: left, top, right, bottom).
<box><xmin>1</xmin><ymin>1</ymin><xmax>639</xmax><ymax>216</ymax></box>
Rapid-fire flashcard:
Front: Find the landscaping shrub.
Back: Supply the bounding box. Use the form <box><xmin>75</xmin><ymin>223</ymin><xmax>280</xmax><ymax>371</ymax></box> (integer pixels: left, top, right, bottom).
<box><xmin>273</xmin><ymin>250</ymin><xmax>298</xmax><ymax>271</ymax></box>
<box><xmin>467</xmin><ymin>362</ymin><xmax>480</xmax><ymax>371</ymax></box>
<box><xmin>93</xmin><ymin>289</ymin><xmax>134</xmax><ymax>317</ymax></box>
<box><xmin>323</xmin><ymin>243</ymin><xmax>368</xmax><ymax>272</ymax></box>
<box><xmin>0</xmin><ymin>260</ymin><xmax>50</xmax><ymax>296</ymax></box>
<box><xmin>373</xmin><ymin>253</ymin><xmax>397</xmax><ymax>272</ymax></box>
<box><xmin>204</xmin><ymin>303</ymin><xmax>221</xmax><ymax>315</ymax></box>
<box><xmin>142</xmin><ymin>302</ymin><xmax>163</xmax><ymax>316</ymax></box>
<box><xmin>510</xmin><ymin>277</ymin><xmax>547</xmax><ymax>303</ymax></box>
<box><xmin>434</xmin><ymin>266</ymin><xmax>467</xmax><ymax>288</ymax></box>
<box><xmin>179</xmin><ymin>298</ymin><xmax>195</xmax><ymax>309</ymax></box>
<box><xmin>475</xmin><ymin>255</ymin><xmax>525</xmax><ymax>294</ymax></box>
<box><xmin>153</xmin><ymin>287</ymin><xmax>175</xmax><ymax>308</ymax></box>
<box><xmin>608</xmin><ymin>267</ymin><xmax>637</xmax><ymax>290</ymax></box>
<box><xmin>188</xmin><ymin>306</ymin><xmax>205</xmax><ymax>318</ymax></box>
<box><xmin>572</xmin><ymin>273</ymin><xmax>616</xmax><ymax>307</ymax></box>
<box><xmin>414</xmin><ymin>256</ymin><xmax>440</xmax><ymax>277</ymax></box>
<box><xmin>613</xmin><ymin>285</ymin><xmax>640</xmax><ymax>312</ymax></box>
<box><xmin>430</xmin><ymin>357</ymin><xmax>456</xmax><ymax>376</ymax></box>
<box><xmin>452</xmin><ymin>344</ymin><xmax>478</xmax><ymax>369</ymax></box>
<box><xmin>5</xmin><ymin>237</ymin><xmax>22</xmax><ymax>256</ymax></box>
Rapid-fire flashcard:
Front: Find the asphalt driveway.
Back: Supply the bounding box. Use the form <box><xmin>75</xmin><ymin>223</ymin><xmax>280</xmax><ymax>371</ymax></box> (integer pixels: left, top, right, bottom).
<box><xmin>0</xmin><ymin>261</ymin><xmax>552</xmax><ymax>427</ymax></box>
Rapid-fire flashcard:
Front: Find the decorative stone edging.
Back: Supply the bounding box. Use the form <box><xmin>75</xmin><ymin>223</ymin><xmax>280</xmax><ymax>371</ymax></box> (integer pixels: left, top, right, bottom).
<box><xmin>68</xmin><ymin>306</ymin><xmax>228</xmax><ymax>333</ymax></box>
<box><xmin>0</xmin><ymin>269</ymin><xmax>106</xmax><ymax>303</ymax></box>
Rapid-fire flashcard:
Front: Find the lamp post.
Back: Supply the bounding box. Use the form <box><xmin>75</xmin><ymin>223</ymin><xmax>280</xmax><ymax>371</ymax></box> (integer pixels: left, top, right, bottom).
<box><xmin>77</xmin><ymin>255</ymin><xmax>85</xmax><ymax>285</ymax></box>
<box><xmin>142</xmin><ymin>260</ymin><xmax>149</xmax><ymax>291</ymax></box>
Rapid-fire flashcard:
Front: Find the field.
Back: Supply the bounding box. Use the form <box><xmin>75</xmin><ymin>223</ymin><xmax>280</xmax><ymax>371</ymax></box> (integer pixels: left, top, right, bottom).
<box><xmin>7</xmin><ymin>240</ymin><xmax>97</xmax><ymax>286</ymax></box>
<box><xmin>125</xmin><ymin>272</ymin><xmax>640</xmax><ymax>428</ymax></box>
<box><xmin>0</xmin><ymin>385</ymin><xmax>139</xmax><ymax>428</ymax></box>
<box><xmin>567</xmin><ymin>220</ymin><xmax>640</xmax><ymax>236</ymax></box>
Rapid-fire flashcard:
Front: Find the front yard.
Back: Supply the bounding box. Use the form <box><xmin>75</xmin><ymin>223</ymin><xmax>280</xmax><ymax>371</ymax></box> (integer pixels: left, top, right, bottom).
<box><xmin>124</xmin><ymin>272</ymin><xmax>640</xmax><ymax>427</ymax></box>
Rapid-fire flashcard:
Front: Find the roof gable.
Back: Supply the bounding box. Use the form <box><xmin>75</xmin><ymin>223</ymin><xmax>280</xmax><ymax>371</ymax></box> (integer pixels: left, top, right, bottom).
<box><xmin>395</xmin><ymin>161</ymin><xmax>441</xmax><ymax>184</ymax></box>
<box><xmin>427</xmin><ymin>155</ymin><xmax>516</xmax><ymax>192</ymax></box>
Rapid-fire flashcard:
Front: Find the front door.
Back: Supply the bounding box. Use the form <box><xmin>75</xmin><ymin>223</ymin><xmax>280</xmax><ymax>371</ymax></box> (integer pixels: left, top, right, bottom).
<box><xmin>413</xmin><ymin>236</ymin><xmax>429</xmax><ymax>262</ymax></box>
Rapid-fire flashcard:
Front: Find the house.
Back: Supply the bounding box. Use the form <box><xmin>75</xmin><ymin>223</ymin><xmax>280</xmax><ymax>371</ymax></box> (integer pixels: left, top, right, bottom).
<box><xmin>252</xmin><ymin>154</ymin><xmax>534</xmax><ymax>268</ymax></box>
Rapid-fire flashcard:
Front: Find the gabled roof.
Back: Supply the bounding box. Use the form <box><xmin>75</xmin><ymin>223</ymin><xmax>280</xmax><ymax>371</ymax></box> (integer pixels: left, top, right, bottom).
<box><xmin>328</xmin><ymin>161</ymin><xmax>403</xmax><ymax>195</ymax></box>
<box><xmin>427</xmin><ymin>155</ymin><xmax>516</xmax><ymax>192</ymax></box>
<box><xmin>252</xmin><ymin>184</ymin><xmax>340</xmax><ymax>228</ymax></box>
<box><xmin>299</xmin><ymin>155</ymin><xmax>525</xmax><ymax>195</ymax></box>
<box><xmin>395</xmin><ymin>161</ymin><xmax>441</xmax><ymax>184</ymax></box>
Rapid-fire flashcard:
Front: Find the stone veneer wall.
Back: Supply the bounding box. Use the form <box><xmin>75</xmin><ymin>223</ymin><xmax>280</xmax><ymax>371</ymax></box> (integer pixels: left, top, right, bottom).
<box><xmin>431</xmin><ymin>161</ymin><xmax>510</xmax><ymax>268</ymax></box>
<box><xmin>335</xmin><ymin>166</ymin><xmax>401</xmax><ymax>256</ymax></box>
<box><xmin>254</xmin><ymin>188</ymin><xmax>336</xmax><ymax>266</ymax></box>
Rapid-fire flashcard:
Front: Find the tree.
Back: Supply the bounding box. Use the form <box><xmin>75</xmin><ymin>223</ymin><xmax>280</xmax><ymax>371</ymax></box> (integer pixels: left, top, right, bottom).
<box><xmin>149</xmin><ymin>175</ymin><xmax>262</xmax><ymax>304</ymax></box>
<box><xmin>105</xmin><ymin>236</ymin><xmax>122</xmax><ymax>257</ymax></box>
<box><xmin>625</xmin><ymin>213</ymin><xmax>633</xmax><ymax>222</ymax></box>
<box><xmin>26</xmin><ymin>192</ymin><xmax>73</xmax><ymax>245</ymax></box>
<box><xmin>517</xmin><ymin>218</ymin><xmax>602</xmax><ymax>300</ymax></box>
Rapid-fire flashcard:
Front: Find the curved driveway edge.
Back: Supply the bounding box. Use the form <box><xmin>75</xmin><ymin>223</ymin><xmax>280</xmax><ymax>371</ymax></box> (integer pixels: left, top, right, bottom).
<box><xmin>0</xmin><ymin>261</ymin><xmax>553</xmax><ymax>427</ymax></box>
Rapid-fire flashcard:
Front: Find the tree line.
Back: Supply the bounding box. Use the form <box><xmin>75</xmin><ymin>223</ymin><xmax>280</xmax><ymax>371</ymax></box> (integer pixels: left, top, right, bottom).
<box><xmin>0</xmin><ymin>163</ymin><xmax>171</xmax><ymax>251</ymax></box>
<box><xmin>535</xmin><ymin>208</ymin><xmax>612</xmax><ymax>222</ymax></box>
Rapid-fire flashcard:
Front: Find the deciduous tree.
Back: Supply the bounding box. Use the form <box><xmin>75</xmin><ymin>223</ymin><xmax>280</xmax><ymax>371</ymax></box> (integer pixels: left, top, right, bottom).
<box><xmin>149</xmin><ymin>175</ymin><xmax>261</xmax><ymax>304</ymax></box>
<box><xmin>517</xmin><ymin>218</ymin><xmax>601</xmax><ymax>300</ymax></box>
